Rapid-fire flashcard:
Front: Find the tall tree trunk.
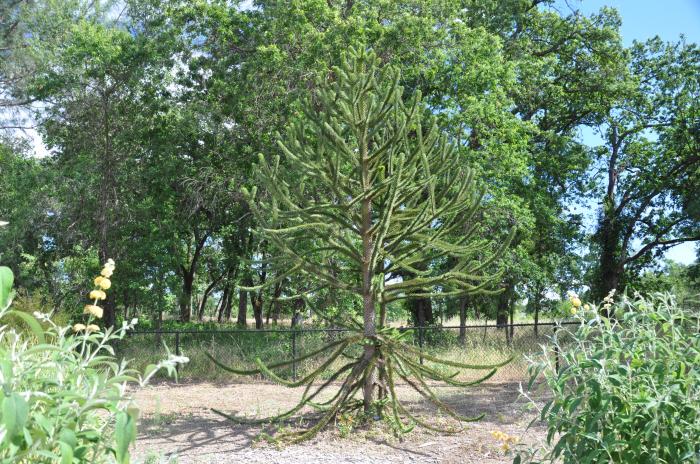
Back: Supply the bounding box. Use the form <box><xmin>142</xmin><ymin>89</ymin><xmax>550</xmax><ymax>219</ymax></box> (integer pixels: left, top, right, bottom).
<box><xmin>496</xmin><ymin>294</ymin><xmax>509</xmax><ymax>327</ymax></box>
<box><xmin>154</xmin><ymin>272</ymin><xmax>164</xmax><ymax>345</ymax></box>
<box><xmin>496</xmin><ymin>283</ymin><xmax>511</xmax><ymax>344</ymax></box>
<box><xmin>236</xmin><ymin>277</ymin><xmax>249</xmax><ymax>326</ymax></box>
<box><xmin>597</xmin><ymin>209</ymin><xmax>624</xmax><ymax>305</ymax></box>
<box><xmin>97</xmin><ymin>88</ymin><xmax>117</xmax><ymax>329</ymax></box>
<box><xmin>224</xmin><ymin>290</ymin><xmax>233</xmax><ymax>321</ymax></box>
<box><xmin>458</xmin><ymin>295</ymin><xmax>468</xmax><ymax>345</ymax></box>
<box><xmin>269</xmin><ymin>281</ymin><xmax>283</xmax><ymax>325</ymax></box>
<box><xmin>409</xmin><ymin>297</ymin><xmax>434</xmax><ymax>327</ymax></box>
<box><xmin>595</xmin><ymin>125</ymin><xmax>624</xmax><ymax>308</ymax></box>
<box><xmin>360</xmin><ymin>139</ymin><xmax>377</xmax><ymax>414</ymax></box>
<box><xmin>508</xmin><ymin>305</ymin><xmax>515</xmax><ymax>345</ymax></box>
<box><xmin>404</xmin><ymin>268</ymin><xmax>434</xmax><ymax>327</ymax></box>
<box><xmin>179</xmin><ymin>271</ymin><xmax>194</xmax><ymax>322</ymax></box>
<box><xmin>155</xmin><ymin>306</ymin><xmax>163</xmax><ymax>346</ymax></box>
<box><xmin>273</xmin><ymin>297</ymin><xmax>282</xmax><ymax>325</ymax></box>
<box><xmin>198</xmin><ymin>273</ymin><xmax>223</xmax><ymax>321</ymax></box>
<box><xmin>178</xmin><ymin>231</ymin><xmax>209</xmax><ymax>323</ymax></box>
<box><xmin>217</xmin><ymin>286</ymin><xmax>229</xmax><ymax>323</ymax></box>
<box><xmin>291</xmin><ymin>298</ymin><xmax>304</xmax><ymax>327</ymax></box>
<box><xmin>597</xmin><ymin>229</ymin><xmax>623</xmax><ymax>313</ymax></box>
<box><xmin>252</xmin><ymin>291</ymin><xmax>264</xmax><ymax>329</ymax></box>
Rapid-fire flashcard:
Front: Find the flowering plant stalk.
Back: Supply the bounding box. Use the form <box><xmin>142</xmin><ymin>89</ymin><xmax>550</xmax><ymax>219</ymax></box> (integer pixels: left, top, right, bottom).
<box><xmin>0</xmin><ymin>261</ymin><xmax>187</xmax><ymax>463</ymax></box>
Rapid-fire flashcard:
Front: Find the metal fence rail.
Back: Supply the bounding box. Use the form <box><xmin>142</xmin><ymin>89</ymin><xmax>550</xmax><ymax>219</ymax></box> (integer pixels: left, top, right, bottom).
<box><xmin>119</xmin><ymin>321</ymin><xmax>579</xmax><ymax>382</ymax></box>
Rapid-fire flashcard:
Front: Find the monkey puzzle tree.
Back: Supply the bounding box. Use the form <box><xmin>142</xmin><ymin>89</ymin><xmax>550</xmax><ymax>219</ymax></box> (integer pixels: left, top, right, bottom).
<box><xmin>208</xmin><ymin>48</ymin><xmax>513</xmax><ymax>441</ymax></box>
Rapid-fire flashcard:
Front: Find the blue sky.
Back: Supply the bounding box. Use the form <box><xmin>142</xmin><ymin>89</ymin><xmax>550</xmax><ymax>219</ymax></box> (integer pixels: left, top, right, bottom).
<box><xmin>557</xmin><ymin>0</ymin><xmax>700</xmax><ymax>265</ymax></box>
<box><xmin>557</xmin><ymin>0</ymin><xmax>700</xmax><ymax>45</ymax></box>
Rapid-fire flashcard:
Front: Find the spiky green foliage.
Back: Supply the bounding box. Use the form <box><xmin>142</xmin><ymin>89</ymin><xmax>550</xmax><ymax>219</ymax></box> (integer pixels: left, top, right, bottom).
<box><xmin>214</xmin><ymin>48</ymin><xmax>512</xmax><ymax>441</ymax></box>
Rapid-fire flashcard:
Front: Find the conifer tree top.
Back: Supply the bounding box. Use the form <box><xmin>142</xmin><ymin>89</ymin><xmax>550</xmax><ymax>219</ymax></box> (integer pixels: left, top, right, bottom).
<box><xmin>244</xmin><ymin>47</ymin><xmax>511</xmax><ymax>311</ymax></box>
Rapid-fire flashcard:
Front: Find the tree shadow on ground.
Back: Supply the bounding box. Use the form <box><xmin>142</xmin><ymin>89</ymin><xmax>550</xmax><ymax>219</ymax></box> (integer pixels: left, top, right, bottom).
<box><xmin>135</xmin><ymin>380</ymin><xmax>540</xmax><ymax>461</ymax></box>
<box><xmin>138</xmin><ymin>414</ymin><xmax>263</xmax><ymax>458</ymax></box>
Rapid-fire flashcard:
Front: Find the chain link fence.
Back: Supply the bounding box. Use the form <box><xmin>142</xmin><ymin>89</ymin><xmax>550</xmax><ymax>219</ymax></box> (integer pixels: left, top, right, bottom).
<box><xmin>117</xmin><ymin>322</ymin><xmax>579</xmax><ymax>383</ymax></box>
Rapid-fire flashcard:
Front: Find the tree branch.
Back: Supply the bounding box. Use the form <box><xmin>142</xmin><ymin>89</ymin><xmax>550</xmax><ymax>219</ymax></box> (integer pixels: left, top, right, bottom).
<box><xmin>624</xmin><ymin>234</ymin><xmax>700</xmax><ymax>264</ymax></box>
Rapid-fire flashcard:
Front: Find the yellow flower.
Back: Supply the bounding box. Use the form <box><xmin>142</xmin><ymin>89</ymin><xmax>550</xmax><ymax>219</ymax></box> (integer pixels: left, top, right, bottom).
<box><xmin>86</xmin><ymin>324</ymin><xmax>100</xmax><ymax>333</ymax></box>
<box><xmin>571</xmin><ymin>297</ymin><xmax>581</xmax><ymax>308</ymax></box>
<box><xmin>83</xmin><ymin>305</ymin><xmax>104</xmax><ymax>319</ymax></box>
<box><xmin>570</xmin><ymin>307</ymin><xmax>577</xmax><ymax>316</ymax></box>
<box><xmin>94</xmin><ymin>276</ymin><xmax>111</xmax><ymax>290</ymax></box>
<box><xmin>100</xmin><ymin>267</ymin><xmax>113</xmax><ymax>278</ymax></box>
<box><xmin>89</xmin><ymin>289</ymin><xmax>107</xmax><ymax>300</ymax></box>
<box><xmin>583</xmin><ymin>304</ymin><xmax>590</xmax><ymax>311</ymax></box>
<box><xmin>106</xmin><ymin>258</ymin><xmax>115</xmax><ymax>267</ymax></box>
<box><xmin>72</xmin><ymin>323</ymin><xmax>86</xmax><ymax>332</ymax></box>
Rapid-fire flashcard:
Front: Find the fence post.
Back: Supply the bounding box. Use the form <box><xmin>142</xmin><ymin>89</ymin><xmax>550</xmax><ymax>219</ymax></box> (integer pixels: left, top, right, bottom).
<box><xmin>175</xmin><ymin>331</ymin><xmax>181</xmax><ymax>375</ymax></box>
<box><xmin>291</xmin><ymin>329</ymin><xmax>298</xmax><ymax>380</ymax></box>
<box><xmin>553</xmin><ymin>325</ymin><xmax>560</xmax><ymax>374</ymax></box>
<box><xmin>418</xmin><ymin>326</ymin><xmax>424</xmax><ymax>365</ymax></box>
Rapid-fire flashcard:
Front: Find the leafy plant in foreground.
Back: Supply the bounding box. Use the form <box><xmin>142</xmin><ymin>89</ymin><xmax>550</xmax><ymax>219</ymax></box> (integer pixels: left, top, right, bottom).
<box><xmin>207</xmin><ymin>48</ymin><xmax>512</xmax><ymax>442</ymax></box>
<box><xmin>518</xmin><ymin>292</ymin><xmax>700</xmax><ymax>463</ymax></box>
<box><xmin>0</xmin><ymin>261</ymin><xmax>186</xmax><ymax>463</ymax></box>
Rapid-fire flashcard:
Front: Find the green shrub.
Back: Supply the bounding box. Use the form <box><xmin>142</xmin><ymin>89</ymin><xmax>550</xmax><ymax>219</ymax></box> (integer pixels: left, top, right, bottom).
<box><xmin>0</xmin><ymin>264</ymin><xmax>186</xmax><ymax>463</ymax></box>
<box><xmin>518</xmin><ymin>292</ymin><xmax>700</xmax><ymax>464</ymax></box>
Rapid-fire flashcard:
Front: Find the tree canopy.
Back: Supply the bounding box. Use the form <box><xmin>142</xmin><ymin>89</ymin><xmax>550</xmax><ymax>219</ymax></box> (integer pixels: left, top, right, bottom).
<box><xmin>0</xmin><ymin>0</ymin><xmax>698</xmax><ymax>330</ymax></box>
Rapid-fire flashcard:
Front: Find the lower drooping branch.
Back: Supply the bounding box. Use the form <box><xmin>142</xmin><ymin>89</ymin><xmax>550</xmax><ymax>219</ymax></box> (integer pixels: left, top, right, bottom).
<box><xmin>207</xmin><ymin>331</ymin><xmax>511</xmax><ymax>442</ymax></box>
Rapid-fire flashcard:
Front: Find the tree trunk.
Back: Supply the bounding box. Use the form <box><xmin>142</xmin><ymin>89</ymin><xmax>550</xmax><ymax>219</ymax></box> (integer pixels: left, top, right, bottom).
<box><xmin>508</xmin><ymin>305</ymin><xmax>515</xmax><ymax>346</ymax></box>
<box><xmin>224</xmin><ymin>290</ymin><xmax>233</xmax><ymax>321</ymax></box>
<box><xmin>179</xmin><ymin>271</ymin><xmax>194</xmax><ymax>322</ymax></box>
<box><xmin>597</xmin><ymin>235</ymin><xmax>623</xmax><ymax>313</ymax></box>
<box><xmin>217</xmin><ymin>286</ymin><xmax>229</xmax><ymax>323</ymax></box>
<box><xmin>409</xmin><ymin>297</ymin><xmax>434</xmax><ymax>327</ymax></box>
<box><xmin>458</xmin><ymin>296</ymin><xmax>468</xmax><ymax>345</ymax></box>
<box><xmin>198</xmin><ymin>275</ymin><xmax>222</xmax><ymax>321</ymax></box>
<box><xmin>273</xmin><ymin>297</ymin><xmax>282</xmax><ymax>325</ymax></box>
<box><xmin>237</xmin><ymin>288</ymin><xmax>247</xmax><ymax>326</ymax></box>
<box><xmin>252</xmin><ymin>291</ymin><xmax>264</xmax><ymax>329</ymax></box>
<box><xmin>270</xmin><ymin>281</ymin><xmax>283</xmax><ymax>325</ymax></box>
<box><xmin>596</xmin><ymin>209</ymin><xmax>624</xmax><ymax>305</ymax></box>
<box><xmin>178</xmin><ymin>232</ymin><xmax>209</xmax><ymax>323</ymax></box>
<box><xmin>496</xmin><ymin>285</ymin><xmax>510</xmax><ymax>345</ymax></box>
<box><xmin>360</xmin><ymin>153</ymin><xmax>376</xmax><ymax>414</ymax></box>
<box><xmin>155</xmin><ymin>306</ymin><xmax>163</xmax><ymax>346</ymax></box>
<box><xmin>154</xmin><ymin>272</ymin><xmax>164</xmax><ymax>345</ymax></box>
<box><xmin>594</xmin><ymin>125</ymin><xmax>624</xmax><ymax>308</ymax></box>
<box><xmin>97</xmin><ymin>88</ymin><xmax>117</xmax><ymax>329</ymax></box>
<box><xmin>496</xmin><ymin>298</ymin><xmax>508</xmax><ymax>327</ymax></box>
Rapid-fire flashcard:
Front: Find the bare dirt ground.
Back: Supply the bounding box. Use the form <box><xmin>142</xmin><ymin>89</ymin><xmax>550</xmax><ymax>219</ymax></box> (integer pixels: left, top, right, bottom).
<box><xmin>131</xmin><ymin>380</ymin><xmax>545</xmax><ymax>464</ymax></box>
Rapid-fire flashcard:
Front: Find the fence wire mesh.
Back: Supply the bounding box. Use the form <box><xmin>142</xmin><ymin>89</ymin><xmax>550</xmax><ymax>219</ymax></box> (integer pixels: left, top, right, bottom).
<box><xmin>117</xmin><ymin>322</ymin><xmax>578</xmax><ymax>383</ymax></box>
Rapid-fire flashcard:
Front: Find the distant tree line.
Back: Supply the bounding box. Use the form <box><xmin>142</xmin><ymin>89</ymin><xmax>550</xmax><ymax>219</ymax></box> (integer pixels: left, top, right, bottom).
<box><xmin>0</xmin><ymin>0</ymin><xmax>698</xmax><ymax>328</ymax></box>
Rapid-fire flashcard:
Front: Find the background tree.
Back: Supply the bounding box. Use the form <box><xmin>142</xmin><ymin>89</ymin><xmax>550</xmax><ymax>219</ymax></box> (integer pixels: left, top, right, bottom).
<box><xmin>589</xmin><ymin>38</ymin><xmax>700</xmax><ymax>302</ymax></box>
